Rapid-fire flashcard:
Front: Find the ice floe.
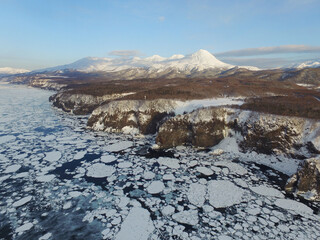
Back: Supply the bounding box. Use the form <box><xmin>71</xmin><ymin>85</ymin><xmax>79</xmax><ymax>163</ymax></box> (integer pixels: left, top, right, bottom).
<box><xmin>250</xmin><ymin>185</ymin><xmax>284</xmax><ymax>198</ymax></box>
<box><xmin>115</xmin><ymin>207</ymin><xmax>154</xmax><ymax>240</ymax></box>
<box><xmin>12</xmin><ymin>196</ymin><xmax>32</xmax><ymax>207</ymax></box>
<box><xmin>44</xmin><ymin>151</ymin><xmax>62</xmax><ymax>162</ymax></box>
<box><xmin>157</xmin><ymin>157</ymin><xmax>180</xmax><ymax>169</ymax></box>
<box><xmin>0</xmin><ymin>135</ymin><xmax>16</xmax><ymax>144</ymax></box>
<box><xmin>16</xmin><ymin>222</ymin><xmax>33</xmax><ymax>234</ymax></box>
<box><xmin>104</xmin><ymin>141</ymin><xmax>133</xmax><ymax>152</ymax></box>
<box><xmin>187</xmin><ymin>183</ymin><xmax>206</xmax><ymax>207</ymax></box>
<box><xmin>101</xmin><ymin>155</ymin><xmax>117</xmax><ymax>163</ymax></box>
<box><xmin>172</xmin><ymin>210</ymin><xmax>199</xmax><ymax>225</ymax></box>
<box><xmin>86</xmin><ymin>163</ymin><xmax>115</xmax><ymax>178</ymax></box>
<box><xmin>208</xmin><ymin>180</ymin><xmax>245</xmax><ymax>208</ymax></box>
<box><xmin>146</xmin><ymin>181</ymin><xmax>165</xmax><ymax>194</ymax></box>
<box><xmin>36</xmin><ymin>174</ymin><xmax>55</xmax><ymax>182</ymax></box>
<box><xmin>196</xmin><ymin>166</ymin><xmax>214</xmax><ymax>176</ymax></box>
<box><xmin>274</xmin><ymin>199</ymin><xmax>313</xmax><ymax>215</ymax></box>
<box><xmin>4</xmin><ymin>164</ymin><xmax>21</xmax><ymax>173</ymax></box>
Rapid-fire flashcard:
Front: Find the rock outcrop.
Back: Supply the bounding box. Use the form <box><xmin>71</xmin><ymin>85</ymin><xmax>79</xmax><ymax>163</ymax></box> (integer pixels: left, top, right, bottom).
<box><xmin>285</xmin><ymin>157</ymin><xmax>320</xmax><ymax>201</ymax></box>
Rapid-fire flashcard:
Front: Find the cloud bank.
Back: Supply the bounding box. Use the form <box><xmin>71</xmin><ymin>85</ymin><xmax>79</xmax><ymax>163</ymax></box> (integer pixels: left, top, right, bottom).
<box><xmin>216</xmin><ymin>45</ymin><xmax>320</xmax><ymax>57</ymax></box>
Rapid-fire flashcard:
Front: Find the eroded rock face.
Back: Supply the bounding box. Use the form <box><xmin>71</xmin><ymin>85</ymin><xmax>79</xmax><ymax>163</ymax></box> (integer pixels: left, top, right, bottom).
<box><xmin>156</xmin><ymin>108</ymin><xmax>229</xmax><ymax>148</ymax></box>
<box><xmin>87</xmin><ymin>99</ymin><xmax>176</xmax><ymax>135</ymax></box>
<box><xmin>285</xmin><ymin>157</ymin><xmax>320</xmax><ymax>201</ymax></box>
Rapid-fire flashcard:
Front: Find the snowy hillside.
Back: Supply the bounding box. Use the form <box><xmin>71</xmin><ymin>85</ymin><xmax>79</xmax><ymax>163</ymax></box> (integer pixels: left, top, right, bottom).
<box><xmin>37</xmin><ymin>49</ymin><xmax>258</xmax><ymax>73</ymax></box>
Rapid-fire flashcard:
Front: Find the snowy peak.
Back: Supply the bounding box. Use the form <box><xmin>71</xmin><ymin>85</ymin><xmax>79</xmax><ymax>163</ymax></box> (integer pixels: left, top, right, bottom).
<box><xmin>190</xmin><ymin>49</ymin><xmax>218</xmax><ymax>62</ymax></box>
<box><xmin>145</xmin><ymin>55</ymin><xmax>166</xmax><ymax>62</ymax></box>
<box><xmin>185</xmin><ymin>49</ymin><xmax>232</xmax><ymax>68</ymax></box>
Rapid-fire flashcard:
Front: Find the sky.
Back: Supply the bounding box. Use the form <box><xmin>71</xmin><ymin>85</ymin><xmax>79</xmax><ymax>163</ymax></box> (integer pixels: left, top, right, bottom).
<box><xmin>0</xmin><ymin>0</ymin><xmax>320</xmax><ymax>70</ymax></box>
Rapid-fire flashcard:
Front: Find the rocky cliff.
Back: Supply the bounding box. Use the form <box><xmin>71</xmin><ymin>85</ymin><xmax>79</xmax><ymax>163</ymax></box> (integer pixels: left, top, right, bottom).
<box><xmin>87</xmin><ymin>99</ymin><xmax>177</xmax><ymax>135</ymax></box>
<box><xmin>155</xmin><ymin>107</ymin><xmax>320</xmax><ymax>156</ymax></box>
<box><xmin>86</xmin><ymin>99</ymin><xmax>320</xmax><ymax>157</ymax></box>
<box><xmin>156</xmin><ymin>108</ymin><xmax>230</xmax><ymax>148</ymax></box>
<box><xmin>285</xmin><ymin>157</ymin><xmax>320</xmax><ymax>201</ymax></box>
<box><xmin>49</xmin><ymin>92</ymin><xmax>135</xmax><ymax>115</ymax></box>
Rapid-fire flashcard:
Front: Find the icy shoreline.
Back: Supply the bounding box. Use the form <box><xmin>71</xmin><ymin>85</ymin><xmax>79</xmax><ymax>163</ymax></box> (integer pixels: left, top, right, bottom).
<box><xmin>1</xmin><ymin>84</ymin><xmax>320</xmax><ymax>240</ymax></box>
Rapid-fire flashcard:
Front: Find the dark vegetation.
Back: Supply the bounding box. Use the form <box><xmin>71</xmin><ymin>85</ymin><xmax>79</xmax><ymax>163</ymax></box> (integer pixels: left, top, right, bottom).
<box><xmin>241</xmin><ymin>95</ymin><xmax>320</xmax><ymax>119</ymax></box>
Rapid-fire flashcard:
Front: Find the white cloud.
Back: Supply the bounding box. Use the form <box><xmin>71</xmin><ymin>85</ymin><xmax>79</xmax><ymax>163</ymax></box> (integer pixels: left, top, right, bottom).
<box><xmin>215</xmin><ymin>45</ymin><xmax>320</xmax><ymax>57</ymax></box>
<box><xmin>158</xmin><ymin>16</ymin><xmax>165</xmax><ymax>22</ymax></box>
<box><xmin>108</xmin><ymin>50</ymin><xmax>142</xmax><ymax>57</ymax></box>
<box><xmin>219</xmin><ymin>57</ymin><xmax>293</xmax><ymax>69</ymax></box>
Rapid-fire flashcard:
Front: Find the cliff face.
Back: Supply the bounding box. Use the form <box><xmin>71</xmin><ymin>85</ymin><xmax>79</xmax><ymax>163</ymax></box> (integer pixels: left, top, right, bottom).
<box><xmin>285</xmin><ymin>157</ymin><xmax>320</xmax><ymax>201</ymax></box>
<box><xmin>87</xmin><ymin>99</ymin><xmax>177</xmax><ymax>135</ymax></box>
<box><xmin>86</xmin><ymin>99</ymin><xmax>320</xmax><ymax>157</ymax></box>
<box><xmin>155</xmin><ymin>107</ymin><xmax>320</xmax><ymax>156</ymax></box>
<box><xmin>156</xmin><ymin>108</ymin><xmax>230</xmax><ymax>148</ymax></box>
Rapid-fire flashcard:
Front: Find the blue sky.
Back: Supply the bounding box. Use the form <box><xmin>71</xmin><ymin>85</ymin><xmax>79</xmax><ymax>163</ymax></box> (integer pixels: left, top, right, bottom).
<box><xmin>1</xmin><ymin>0</ymin><xmax>320</xmax><ymax>69</ymax></box>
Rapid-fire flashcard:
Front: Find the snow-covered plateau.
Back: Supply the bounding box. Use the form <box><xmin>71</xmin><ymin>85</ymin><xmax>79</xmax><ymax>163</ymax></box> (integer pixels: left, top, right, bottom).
<box><xmin>1</xmin><ymin>82</ymin><xmax>320</xmax><ymax>240</ymax></box>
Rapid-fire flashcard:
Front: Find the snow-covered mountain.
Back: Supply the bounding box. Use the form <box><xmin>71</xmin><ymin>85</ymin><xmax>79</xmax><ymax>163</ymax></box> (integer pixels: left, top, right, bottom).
<box><xmin>38</xmin><ymin>49</ymin><xmax>258</xmax><ymax>73</ymax></box>
<box><xmin>292</xmin><ymin>60</ymin><xmax>320</xmax><ymax>69</ymax></box>
<box><xmin>0</xmin><ymin>67</ymin><xmax>30</xmax><ymax>76</ymax></box>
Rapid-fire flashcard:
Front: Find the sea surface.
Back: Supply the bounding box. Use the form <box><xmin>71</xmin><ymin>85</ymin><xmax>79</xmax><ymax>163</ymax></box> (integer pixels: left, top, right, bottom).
<box><xmin>1</xmin><ymin>83</ymin><xmax>320</xmax><ymax>240</ymax></box>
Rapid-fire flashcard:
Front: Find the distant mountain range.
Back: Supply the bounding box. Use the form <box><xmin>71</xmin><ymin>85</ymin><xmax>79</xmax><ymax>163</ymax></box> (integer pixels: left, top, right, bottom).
<box><xmin>291</xmin><ymin>60</ymin><xmax>320</xmax><ymax>69</ymax></box>
<box><xmin>0</xmin><ymin>67</ymin><xmax>30</xmax><ymax>76</ymax></box>
<box><xmin>38</xmin><ymin>49</ymin><xmax>259</xmax><ymax>73</ymax></box>
<box><xmin>1</xmin><ymin>50</ymin><xmax>319</xmax><ymax>78</ymax></box>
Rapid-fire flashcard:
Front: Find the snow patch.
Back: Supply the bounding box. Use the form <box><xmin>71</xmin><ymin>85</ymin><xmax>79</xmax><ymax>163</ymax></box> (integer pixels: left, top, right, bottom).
<box><xmin>174</xmin><ymin>98</ymin><xmax>244</xmax><ymax>115</ymax></box>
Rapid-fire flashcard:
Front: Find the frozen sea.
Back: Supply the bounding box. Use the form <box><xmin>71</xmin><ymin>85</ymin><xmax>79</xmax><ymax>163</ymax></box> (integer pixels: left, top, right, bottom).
<box><xmin>1</xmin><ymin>83</ymin><xmax>320</xmax><ymax>240</ymax></box>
